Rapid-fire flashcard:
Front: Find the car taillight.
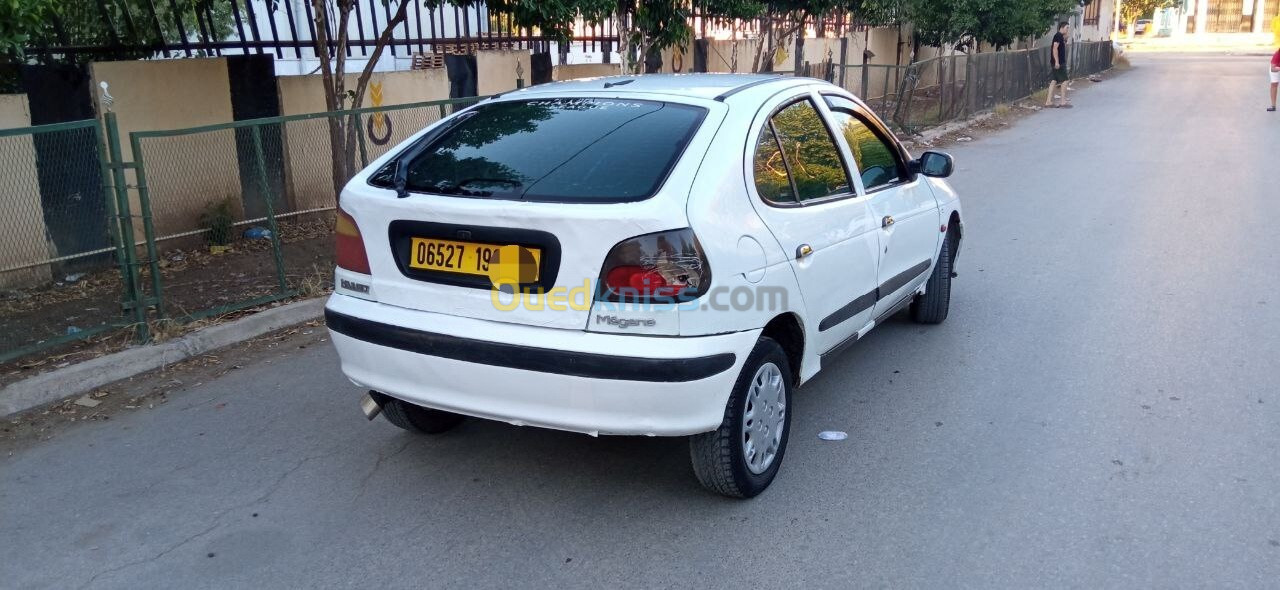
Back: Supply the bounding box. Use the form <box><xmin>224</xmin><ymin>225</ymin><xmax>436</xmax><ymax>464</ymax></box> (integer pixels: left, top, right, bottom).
<box><xmin>335</xmin><ymin>208</ymin><xmax>371</xmax><ymax>274</ymax></box>
<box><xmin>598</xmin><ymin>228</ymin><xmax>711</xmax><ymax>303</ymax></box>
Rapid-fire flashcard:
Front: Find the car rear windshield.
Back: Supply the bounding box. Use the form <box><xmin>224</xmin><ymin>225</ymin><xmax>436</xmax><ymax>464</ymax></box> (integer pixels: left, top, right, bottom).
<box><xmin>371</xmin><ymin>98</ymin><xmax>707</xmax><ymax>202</ymax></box>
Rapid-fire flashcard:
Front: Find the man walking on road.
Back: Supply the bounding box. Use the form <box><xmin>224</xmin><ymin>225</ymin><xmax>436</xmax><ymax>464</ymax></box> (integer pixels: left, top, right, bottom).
<box><xmin>1269</xmin><ymin>47</ymin><xmax>1279</xmax><ymax>112</ymax></box>
<box><xmin>1046</xmin><ymin>22</ymin><xmax>1072</xmax><ymax>109</ymax></box>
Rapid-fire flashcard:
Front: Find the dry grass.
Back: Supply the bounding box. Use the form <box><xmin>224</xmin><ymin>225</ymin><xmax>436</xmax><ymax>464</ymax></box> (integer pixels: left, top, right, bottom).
<box><xmin>994</xmin><ymin>103</ymin><xmax>1012</xmax><ymax>117</ymax></box>
<box><xmin>295</xmin><ymin>264</ymin><xmax>332</xmax><ymax>299</ymax></box>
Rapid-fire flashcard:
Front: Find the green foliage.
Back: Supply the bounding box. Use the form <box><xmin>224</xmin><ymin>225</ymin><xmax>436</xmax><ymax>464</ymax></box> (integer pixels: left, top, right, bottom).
<box><xmin>971</xmin><ymin>0</ymin><xmax>1079</xmax><ymax>49</ymax></box>
<box><xmin>3</xmin><ymin>0</ymin><xmax>235</xmax><ymax>66</ymax></box>
<box><xmin>199</xmin><ymin>198</ymin><xmax>237</xmax><ymax>247</ymax></box>
<box><xmin>907</xmin><ymin>0</ymin><xmax>1082</xmax><ymax>51</ymax></box>
<box><xmin>435</xmin><ymin>0</ymin><xmax>615</xmax><ymax>41</ymax></box>
<box><xmin>0</xmin><ymin>0</ymin><xmax>54</xmax><ymax>61</ymax></box>
<box><xmin>853</xmin><ymin>0</ymin><xmax>907</xmax><ymax>27</ymax></box>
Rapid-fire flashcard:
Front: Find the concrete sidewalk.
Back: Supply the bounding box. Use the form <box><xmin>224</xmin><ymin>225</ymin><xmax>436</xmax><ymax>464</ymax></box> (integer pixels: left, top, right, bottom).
<box><xmin>0</xmin><ymin>298</ymin><xmax>325</xmax><ymax>417</ymax></box>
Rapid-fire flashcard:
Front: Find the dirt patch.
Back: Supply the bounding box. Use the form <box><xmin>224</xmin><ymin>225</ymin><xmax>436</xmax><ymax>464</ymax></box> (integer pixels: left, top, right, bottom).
<box><xmin>0</xmin><ymin>320</ymin><xmax>329</xmax><ymax>454</ymax></box>
<box><xmin>1</xmin><ymin>215</ymin><xmax>336</xmax><ymax>386</ymax></box>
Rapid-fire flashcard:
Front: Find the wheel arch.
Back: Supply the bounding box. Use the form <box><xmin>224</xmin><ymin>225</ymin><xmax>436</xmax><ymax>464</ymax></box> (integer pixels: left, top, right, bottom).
<box><xmin>761</xmin><ymin>312</ymin><xmax>805</xmax><ymax>386</ymax></box>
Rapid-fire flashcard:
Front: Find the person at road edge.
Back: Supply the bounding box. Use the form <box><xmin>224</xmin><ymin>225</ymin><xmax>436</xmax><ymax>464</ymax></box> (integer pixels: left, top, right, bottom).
<box><xmin>1046</xmin><ymin>22</ymin><xmax>1072</xmax><ymax>109</ymax></box>
<box><xmin>1269</xmin><ymin>47</ymin><xmax>1280</xmax><ymax>112</ymax></box>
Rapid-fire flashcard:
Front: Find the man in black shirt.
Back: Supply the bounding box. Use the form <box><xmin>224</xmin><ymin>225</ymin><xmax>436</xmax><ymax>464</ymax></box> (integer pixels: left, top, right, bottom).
<box><xmin>1045</xmin><ymin>22</ymin><xmax>1072</xmax><ymax>109</ymax></box>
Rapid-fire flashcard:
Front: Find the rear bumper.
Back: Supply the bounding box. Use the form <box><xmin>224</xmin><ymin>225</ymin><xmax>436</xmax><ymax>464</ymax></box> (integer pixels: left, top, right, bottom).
<box><xmin>325</xmin><ymin>294</ymin><xmax>760</xmax><ymax>436</ymax></box>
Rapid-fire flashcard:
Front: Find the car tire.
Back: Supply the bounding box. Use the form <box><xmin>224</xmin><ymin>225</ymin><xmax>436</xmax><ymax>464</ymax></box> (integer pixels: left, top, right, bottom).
<box><xmin>380</xmin><ymin>396</ymin><xmax>465</xmax><ymax>434</ymax></box>
<box><xmin>911</xmin><ymin>231</ymin><xmax>954</xmax><ymax>325</ymax></box>
<box><xmin>689</xmin><ymin>337</ymin><xmax>793</xmax><ymax>499</ymax></box>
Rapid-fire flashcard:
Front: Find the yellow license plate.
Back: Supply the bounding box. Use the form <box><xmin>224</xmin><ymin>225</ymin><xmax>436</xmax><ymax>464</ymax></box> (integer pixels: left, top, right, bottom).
<box><xmin>407</xmin><ymin>237</ymin><xmax>541</xmax><ymax>280</ymax></box>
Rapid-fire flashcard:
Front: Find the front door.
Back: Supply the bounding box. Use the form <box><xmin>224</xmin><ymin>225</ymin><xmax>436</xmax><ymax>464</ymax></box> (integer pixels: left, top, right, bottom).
<box><xmin>745</xmin><ymin>90</ymin><xmax>881</xmax><ymax>354</ymax></box>
<box><xmin>822</xmin><ymin>95</ymin><xmax>940</xmax><ymax>319</ymax></box>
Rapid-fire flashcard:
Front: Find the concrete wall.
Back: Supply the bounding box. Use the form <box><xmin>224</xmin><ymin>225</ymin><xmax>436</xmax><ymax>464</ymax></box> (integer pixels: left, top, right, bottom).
<box><xmin>0</xmin><ymin>94</ymin><xmax>31</xmax><ymax>129</ymax></box>
<box><xmin>276</xmin><ymin>68</ymin><xmax>450</xmax><ymax>116</ymax></box>
<box><xmin>277</xmin><ymin>68</ymin><xmax>451</xmax><ymax>211</ymax></box>
<box><xmin>0</xmin><ymin>95</ymin><xmax>54</xmax><ymax>288</ymax></box>
<box><xmin>476</xmin><ymin>49</ymin><xmax>531</xmax><ymax>95</ymax></box>
<box><xmin>552</xmin><ymin>63</ymin><xmax>622</xmax><ymax>80</ymax></box>
<box><xmin>1078</xmin><ymin>0</ymin><xmax>1117</xmax><ymax>41</ymax></box>
<box><xmin>90</xmin><ymin>59</ymin><xmax>239</xmax><ymax>241</ymax></box>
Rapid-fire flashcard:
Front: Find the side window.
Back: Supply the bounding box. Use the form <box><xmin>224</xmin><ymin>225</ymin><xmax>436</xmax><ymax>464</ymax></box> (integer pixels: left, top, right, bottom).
<box><xmin>824</xmin><ymin>100</ymin><xmax>907</xmax><ymax>192</ymax></box>
<box><xmin>752</xmin><ymin>125</ymin><xmax>794</xmax><ymax>203</ymax></box>
<box><xmin>751</xmin><ymin>99</ymin><xmax>851</xmax><ymax>204</ymax></box>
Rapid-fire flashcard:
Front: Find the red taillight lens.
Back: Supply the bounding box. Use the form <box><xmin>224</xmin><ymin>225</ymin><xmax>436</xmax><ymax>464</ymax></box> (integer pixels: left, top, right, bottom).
<box><xmin>605</xmin><ymin>265</ymin><xmax>689</xmax><ymax>298</ymax></box>
<box><xmin>335</xmin><ymin>209</ymin><xmax>371</xmax><ymax>274</ymax></box>
<box><xmin>598</xmin><ymin>229</ymin><xmax>710</xmax><ymax>303</ymax></box>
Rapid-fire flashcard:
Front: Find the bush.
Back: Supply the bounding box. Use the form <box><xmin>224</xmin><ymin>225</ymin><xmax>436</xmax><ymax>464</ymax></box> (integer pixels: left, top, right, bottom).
<box><xmin>199</xmin><ymin>198</ymin><xmax>237</xmax><ymax>246</ymax></box>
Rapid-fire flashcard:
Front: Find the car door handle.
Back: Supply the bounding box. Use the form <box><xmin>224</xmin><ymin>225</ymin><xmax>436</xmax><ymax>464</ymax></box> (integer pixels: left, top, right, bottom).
<box><xmin>882</xmin><ymin>215</ymin><xmax>895</xmax><ymax>228</ymax></box>
<box><xmin>796</xmin><ymin>244</ymin><xmax>813</xmax><ymax>259</ymax></box>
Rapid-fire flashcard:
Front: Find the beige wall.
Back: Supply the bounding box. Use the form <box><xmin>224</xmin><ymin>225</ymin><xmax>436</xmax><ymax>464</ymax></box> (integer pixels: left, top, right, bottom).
<box><xmin>91</xmin><ymin>58</ymin><xmax>239</xmax><ymax>241</ymax></box>
<box><xmin>0</xmin><ymin>94</ymin><xmax>54</xmax><ymax>288</ymax></box>
<box><xmin>476</xmin><ymin>49</ymin><xmax>531</xmax><ymax>96</ymax></box>
<box><xmin>0</xmin><ymin>94</ymin><xmax>31</xmax><ymax>129</ymax></box>
<box><xmin>276</xmin><ymin>68</ymin><xmax>450</xmax><ymax>116</ymax></box>
<box><xmin>699</xmin><ymin>38</ymin><xmax>762</xmax><ymax>73</ymax></box>
<box><xmin>277</xmin><ymin>68</ymin><xmax>451</xmax><ymax>211</ymax></box>
<box><xmin>552</xmin><ymin>63</ymin><xmax>623</xmax><ymax>80</ymax></box>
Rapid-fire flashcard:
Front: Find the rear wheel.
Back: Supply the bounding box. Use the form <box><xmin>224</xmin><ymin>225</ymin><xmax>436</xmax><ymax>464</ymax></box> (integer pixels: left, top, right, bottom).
<box><xmin>911</xmin><ymin>231</ymin><xmax>954</xmax><ymax>325</ymax></box>
<box><xmin>689</xmin><ymin>337</ymin><xmax>793</xmax><ymax>499</ymax></box>
<box><xmin>379</xmin><ymin>395</ymin><xmax>465</xmax><ymax>434</ymax></box>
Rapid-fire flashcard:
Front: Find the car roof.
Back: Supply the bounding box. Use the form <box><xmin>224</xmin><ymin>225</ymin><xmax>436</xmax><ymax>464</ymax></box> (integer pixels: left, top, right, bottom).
<box><xmin>503</xmin><ymin>73</ymin><xmax>813</xmax><ymax>101</ymax></box>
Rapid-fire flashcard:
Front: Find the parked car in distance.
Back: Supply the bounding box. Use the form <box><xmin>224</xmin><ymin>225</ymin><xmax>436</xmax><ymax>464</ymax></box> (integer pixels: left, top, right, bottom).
<box><xmin>326</xmin><ymin>74</ymin><xmax>964</xmax><ymax>498</ymax></box>
<box><xmin>1135</xmin><ymin>19</ymin><xmax>1152</xmax><ymax>35</ymax></box>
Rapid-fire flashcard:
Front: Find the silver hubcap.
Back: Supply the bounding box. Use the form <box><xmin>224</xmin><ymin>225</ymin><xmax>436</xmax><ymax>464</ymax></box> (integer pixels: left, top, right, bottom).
<box><xmin>741</xmin><ymin>362</ymin><xmax>786</xmax><ymax>475</ymax></box>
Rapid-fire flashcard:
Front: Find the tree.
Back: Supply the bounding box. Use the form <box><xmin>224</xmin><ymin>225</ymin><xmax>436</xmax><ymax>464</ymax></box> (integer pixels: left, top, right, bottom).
<box><xmin>616</xmin><ymin>0</ymin><xmax>694</xmax><ymax>74</ymax></box>
<box><xmin>907</xmin><ymin>0</ymin><xmax>1082</xmax><ymax>54</ymax></box>
<box><xmin>969</xmin><ymin>0</ymin><xmax>1079</xmax><ymax>49</ymax></box>
<box><xmin>1</xmin><ymin>0</ymin><xmax>53</xmax><ymax>63</ymax></box>
<box><xmin>483</xmin><ymin>0</ymin><xmax>614</xmax><ymax>41</ymax></box>
<box><xmin>2</xmin><ymin>0</ymin><xmax>234</xmax><ymax>64</ymax></box>
<box><xmin>309</xmin><ymin>0</ymin><xmax>617</xmax><ymax>197</ymax></box>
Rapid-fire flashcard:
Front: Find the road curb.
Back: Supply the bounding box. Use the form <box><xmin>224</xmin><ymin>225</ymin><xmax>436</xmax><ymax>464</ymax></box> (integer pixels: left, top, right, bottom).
<box><xmin>911</xmin><ymin>112</ymin><xmax>995</xmax><ymax>144</ymax></box>
<box><xmin>0</xmin><ymin>297</ymin><xmax>326</xmax><ymax>417</ymax></box>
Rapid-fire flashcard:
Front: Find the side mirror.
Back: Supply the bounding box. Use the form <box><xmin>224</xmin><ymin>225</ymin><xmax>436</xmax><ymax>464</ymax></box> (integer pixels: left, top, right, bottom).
<box><xmin>911</xmin><ymin>151</ymin><xmax>954</xmax><ymax>178</ymax></box>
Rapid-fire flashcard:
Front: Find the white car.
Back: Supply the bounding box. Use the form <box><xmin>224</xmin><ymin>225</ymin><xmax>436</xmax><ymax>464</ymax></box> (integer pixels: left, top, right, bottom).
<box><xmin>326</xmin><ymin>74</ymin><xmax>963</xmax><ymax>498</ymax></box>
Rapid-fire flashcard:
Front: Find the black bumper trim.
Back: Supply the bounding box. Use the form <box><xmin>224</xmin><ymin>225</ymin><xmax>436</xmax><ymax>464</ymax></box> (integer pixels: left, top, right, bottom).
<box><xmin>325</xmin><ymin>309</ymin><xmax>737</xmax><ymax>383</ymax></box>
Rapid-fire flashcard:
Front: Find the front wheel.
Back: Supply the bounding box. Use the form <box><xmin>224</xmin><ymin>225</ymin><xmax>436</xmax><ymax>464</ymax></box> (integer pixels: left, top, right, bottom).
<box><xmin>689</xmin><ymin>337</ymin><xmax>793</xmax><ymax>499</ymax></box>
<box><xmin>911</xmin><ymin>231</ymin><xmax>954</xmax><ymax>324</ymax></box>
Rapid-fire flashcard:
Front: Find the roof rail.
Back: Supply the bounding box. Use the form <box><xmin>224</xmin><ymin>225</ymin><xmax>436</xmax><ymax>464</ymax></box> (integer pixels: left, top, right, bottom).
<box><xmin>714</xmin><ymin>76</ymin><xmax>785</xmax><ymax>102</ymax></box>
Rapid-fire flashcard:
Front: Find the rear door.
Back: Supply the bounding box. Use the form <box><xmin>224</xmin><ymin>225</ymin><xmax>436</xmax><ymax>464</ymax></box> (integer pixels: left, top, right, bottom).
<box><xmin>341</xmin><ymin>94</ymin><xmax>722</xmax><ymax>330</ymax></box>
<box><xmin>743</xmin><ymin>89</ymin><xmax>880</xmax><ymax>354</ymax></box>
<box><xmin>823</xmin><ymin>95</ymin><xmax>940</xmax><ymax>318</ymax></box>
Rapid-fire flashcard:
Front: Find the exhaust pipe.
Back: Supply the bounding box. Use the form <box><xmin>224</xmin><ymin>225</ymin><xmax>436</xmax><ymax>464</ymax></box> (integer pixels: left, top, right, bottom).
<box><xmin>359</xmin><ymin>391</ymin><xmax>384</xmax><ymax>420</ymax></box>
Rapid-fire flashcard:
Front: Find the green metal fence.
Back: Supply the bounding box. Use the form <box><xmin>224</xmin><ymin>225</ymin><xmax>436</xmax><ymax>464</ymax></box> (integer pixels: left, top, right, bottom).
<box><xmin>0</xmin><ymin>96</ymin><xmax>484</xmax><ymax>365</ymax></box>
<box><xmin>125</xmin><ymin>96</ymin><xmax>486</xmax><ymax>325</ymax></box>
<box><xmin>0</xmin><ymin>119</ymin><xmax>133</xmax><ymax>363</ymax></box>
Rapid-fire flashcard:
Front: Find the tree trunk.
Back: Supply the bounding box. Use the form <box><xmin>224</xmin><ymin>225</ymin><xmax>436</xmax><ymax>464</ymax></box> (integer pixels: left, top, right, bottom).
<box><xmin>644</xmin><ymin>45</ymin><xmax>662</xmax><ymax>73</ymax></box>
<box><xmin>310</xmin><ymin>0</ymin><xmax>411</xmax><ymax>201</ymax></box>
<box><xmin>311</xmin><ymin>0</ymin><xmax>347</xmax><ymax>201</ymax></box>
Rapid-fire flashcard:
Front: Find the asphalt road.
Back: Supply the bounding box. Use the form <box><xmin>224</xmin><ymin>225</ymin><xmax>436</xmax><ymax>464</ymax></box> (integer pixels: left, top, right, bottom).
<box><xmin>4</xmin><ymin>53</ymin><xmax>1279</xmax><ymax>589</ymax></box>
